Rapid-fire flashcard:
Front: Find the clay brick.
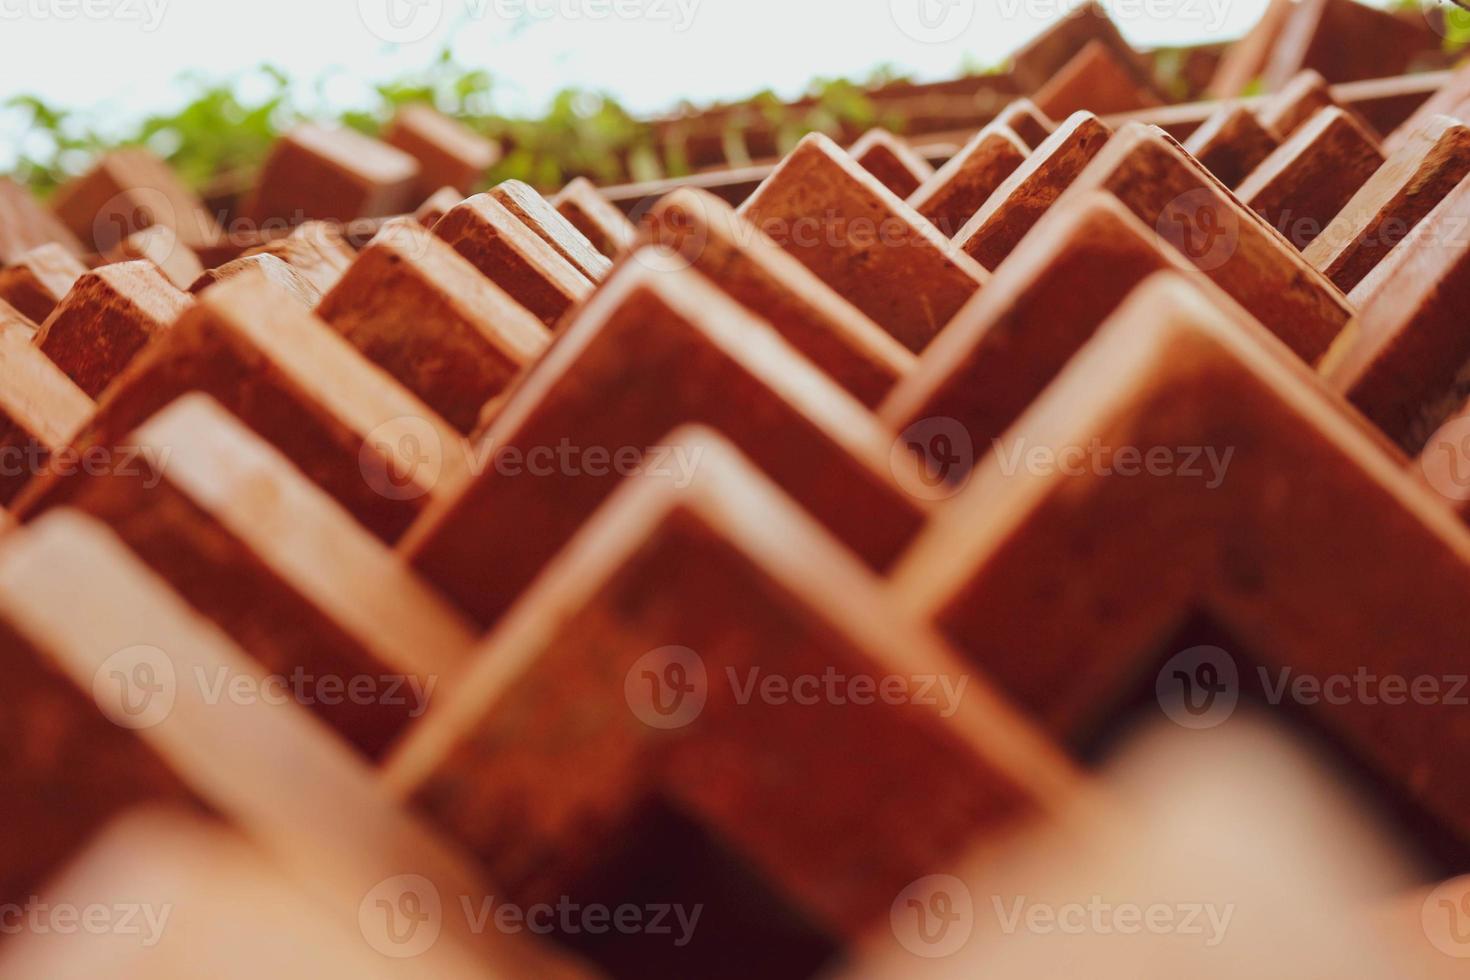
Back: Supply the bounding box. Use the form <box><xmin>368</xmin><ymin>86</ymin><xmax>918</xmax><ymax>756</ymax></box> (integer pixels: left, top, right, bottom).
<box><xmin>35</xmin><ymin>260</ymin><xmax>193</xmax><ymax>398</ymax></box>
<box><xmin>954</xmin><ymin>112</ymin><xmax>1113</xmax><ymax>270</ymax></box>
<box><xmin>847</xmin><ymin>128</ymin><xmax>935</xmax><ymax>199</ymax></box>
<box><xmin>1306</xmin><ymin>115</ymin><xmax>1470</xmax><ymax>292</ymax></box>
<box><xmin>1418</xmin><ymin>398</ymin><xmax>1470</xmax><ymax>521</ymax></box>
<box><xmin>1236</xmin><ymin>106</ymin><xmax>1384</xmax><ymax>249</ymax></box>
<box><xmin>0</xmin><ymin>178</ymin><xmax>84</xmax><ymax>265</ymax></box>
<box><xmin>553</xmin><ymin>176</ymin><xmax>636</xmax><ymax>258</ymax></box>
<box><xmin>0</xmin><ymin>313</ymin><xmax>91</xmax><ymax>504</ymax></box>
<box><xmin>908</xmin><ymin>122</ymin><xmax>1030</xmax><ymax>237</ymax></box>
<box><xmin>1057</xmin><ymin>122</ymin><xmax>1352</xmax><ymax>364</ymax></box>
<box><xmin>22</xmin><ymin>394</ymin><xmax>476</xmax><ymax>757</ymax></box>
<box><xmin>992</xmin><ymin>98</ymin><xmax>1056</xmax><ymax>150</ymax></box>
<box><xmin>490</xmin><ymin>179</ymin><xmax>613</xmax><ymax>282</ymax></box>
<box><xmin>384</xmin><ymin>103</ymin><xmax>500</xmax><ymax>197</ymax></box>
<box><xmin>49</xmin><ymin>148</ymin><xmax>223</xmax><ymax>254</ymax></box>
<box><xmin>0</xmin><ymin>243</ymin><xmax>86</xmax><ymax>324</ymax></box>
<box><xmin>241</xmin><ymin>124</ymin><xmax>420</xmax><ymax>225</ymax></box>
<box><xmin>386</xmin><ymin>427</ymin><xmax>1080</xmax><ymax>976</ymax></box>
<box><xmin>0</xmin><ymin>811</ymin><xmax>434</xmax><ymax>978</ymax></box>
<box><xmin>643</xmin><ymin>188</ymin><xmax>916</xmax><ymax>407</ymax></box>
<box><xmin>107</xmin><ymin>225</ymin><xmax>205</xmax><ymax>290</ymax></box>
<box><xmin>1324</xmin><ymin>175</ymin><xmax>1470</xmax><ymax>453</ymax></box>
<box><xmin>1386</xmin><ymin>61</ymin><xmax>1470</xmax><ymax>155</ymax></box>
<box><xmin>888</xmin><ymin>191</ymin><xmax>1400</xmax><ymax>487</ymax></box>
<box><xmin>1182</xmin><ymin>104</ymin><xmax>1282</xmax><ymax>189</ymax></box>
<box><xmin>1259</xmin><ymin>0</ymin><xmax>1429</xmax><ymax>93</ymax></box>
<box><xmin>240</xmin><ymin>220</ymin><xmax>355</xmax><ymax>295</ymax></box>
<box><xmin>0</xmin><ymin>299</ymin><xmax>33</xmax><ymax>340</ymax></box>
<box><xmin>0</xmin><ymin>515</ymin><xmax>197</xmax><ymax>912</ymax></box>
<box><xmin>401</xmin><ymin>255</ymin><xmax>929</xmax><ymax>628</ymax></box>
<box><xmin>1033</xmin><ymin>39</ymin><xmax>1165</xmax><ymax>119</ymax></box>
<box><xmin>739</xmin><ymin>133</ymin><xmax>988</xmax><ymax>353</ymax></box>
<box><xmin>0</xmin><ymin>510</ymin><xmax>588</xmax><ymax>978</ymax></box>
<box><xmin>415</xmin><ymin>185</ymin><xmax>465</xmax><ymax>228</ymax></box>
<box><xmin>1207</xmin><ymin>0</ymin><xmax>1297</xmax><ymax>98</ymax></box>
<box><xmin>890</xmin><ymin>271</ymin><xmax>1470</xmax><ymax>846</ymax></box>
<box><xmin>18</xmin><ymin>272</ymin><xmax>463</xmax><ymax>543</ymax></box>
<box><xmin>882</xmin><ymin>193</ymin><xmax>1194</xmax><ymax>483</ymax></box>
<box><xmin>433</xmin><ymin>193</ymin><xmax>595</xmax><ymax>330</ymax></box>
<box><xmin>1256</xmin><ymin>70</ymin><xmax>1338</xmax><ymax>139</ymax></box>
<box><xmin>189</xmin><ymin>253</ymin><xmax>322</xmax><ymax>309</ymax></box>
<box><xmin>320</xmin><ymin>218</ymin><xmax>550</xmax><ymax>433</ymax></box>
<box><xmin>1010</xmin><ymin>0</ymin><xmax>1155</xmax><ymax>95</ymax></box>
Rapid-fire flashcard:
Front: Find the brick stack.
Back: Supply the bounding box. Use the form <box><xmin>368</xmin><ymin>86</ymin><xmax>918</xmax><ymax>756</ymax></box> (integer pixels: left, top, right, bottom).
<box><xmin>2</xmin><ymin>2</ymin><xmax>1470</xmax><ymax>977</ymax></box>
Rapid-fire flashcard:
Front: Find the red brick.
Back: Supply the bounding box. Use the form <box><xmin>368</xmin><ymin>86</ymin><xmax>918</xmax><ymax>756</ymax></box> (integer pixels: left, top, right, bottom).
<box><xmin>36</xmin><ymin>260</ymin><xmax>193</xmax><ymax>398</ymax></box>
<box><xmin>490</xmin><ymin>179</ymin><xmax>613</xmax><ymax>282</ymax></box>
<box><xmin>241</xmin><ymin>124</ymin><xmax>419</xmax><ymax>225</ymax></box>
<box><xmin>402</xmin><ymin>255</ymin><xmax>929</xmax><ymax>628</ymax></box>
<box><xmin>19</xmin><ymin>271</ymin><xmax>463</xmax><ymax>543</ymax></box>
<box><xmin>1236</xmin><ymin>106</ymin><xmax>1384</xmax><ymax>249</ymax></box>
<box><xmin>433</xmin><ymin>192</ymin><xmax>594</xmax><ymax>329</ymax></box>
<box><xmin>21</xmin><ymin>394</ymin><xmax>476</xmax><ymax>758</ymax></box>
<box><xmin>891</xmin><ymin>271</ymin><xmax>1470</xmax><ymax>845</ymax></box>
<box><xmin>320</xmin><ymin>218</ymin><xmax>550</xmax><ymax>433</ymax></box>
<box><xmin>0</xmin><ymin>178</ymin><xmax>84</xmax><ymax>265</ymax></box>
<box><xmin>908</xmin><ymin>122</ymin><xmax>1030</xmax><ymax>237</ymax></box>
<box><xmin>848</xmin><ymin>128</ymin><xmax>935</xmax><ymax>199</ymax></box>
<box><xmin>955</xmin><ymin>112</ymin><xmax>1113</xmax><ymax>270</ymax></box>
<box><xmin>0</xmin><ymin>243</ymin><xmax>87</xmax><ymax>324</ymax></box>
<box><xmin>50</xmin><ymin>148</ymin><xmax>223</xmax><ymax>254</ymax></box>
<box><xmin>643</xmin><ymin>187</ymin><xmax>916</xmax><ymax>407</ymax></box>
<box><xmin>384</xmin><ymin>103</ymin><xmax>500</xmax><ymax>198</ymax></box>
<box><xmin>553</xmin><ymin>176</ymin><xmax>636</xmax><ymax>258</ymax></box>
<box><xmin>387</xmin><ymin>427</ymin><xmax>1079</xmax><ymax>975</ymax></box>
<box><xmin>1308</xmin><ymin>114</ymin><xmax>1470</xmax><ymax>291</ymax></box>
<box><xmin>739</xmin><ymin>133</ymin><xmax>987</xmax><ymax>353</ymax></box>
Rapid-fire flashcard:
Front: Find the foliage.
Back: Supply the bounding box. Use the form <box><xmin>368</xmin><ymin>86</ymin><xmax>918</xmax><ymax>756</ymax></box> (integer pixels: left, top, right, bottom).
<box><xmin>1391</xmin><ymin>0</ymin><xmax>1470</xmax><ymax>54</ymax></box>
<box><xmin>3</xmin><ymin>50</ymin><xmax>942</xmax><ymax>196</ymax></box>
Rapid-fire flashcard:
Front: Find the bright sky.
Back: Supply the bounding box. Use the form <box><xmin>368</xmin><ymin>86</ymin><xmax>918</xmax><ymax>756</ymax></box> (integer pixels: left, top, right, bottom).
<box><xmin>0</xmin><ymin>0</ymin><xmax>1401</xmax><ymax>168</ymax></box>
